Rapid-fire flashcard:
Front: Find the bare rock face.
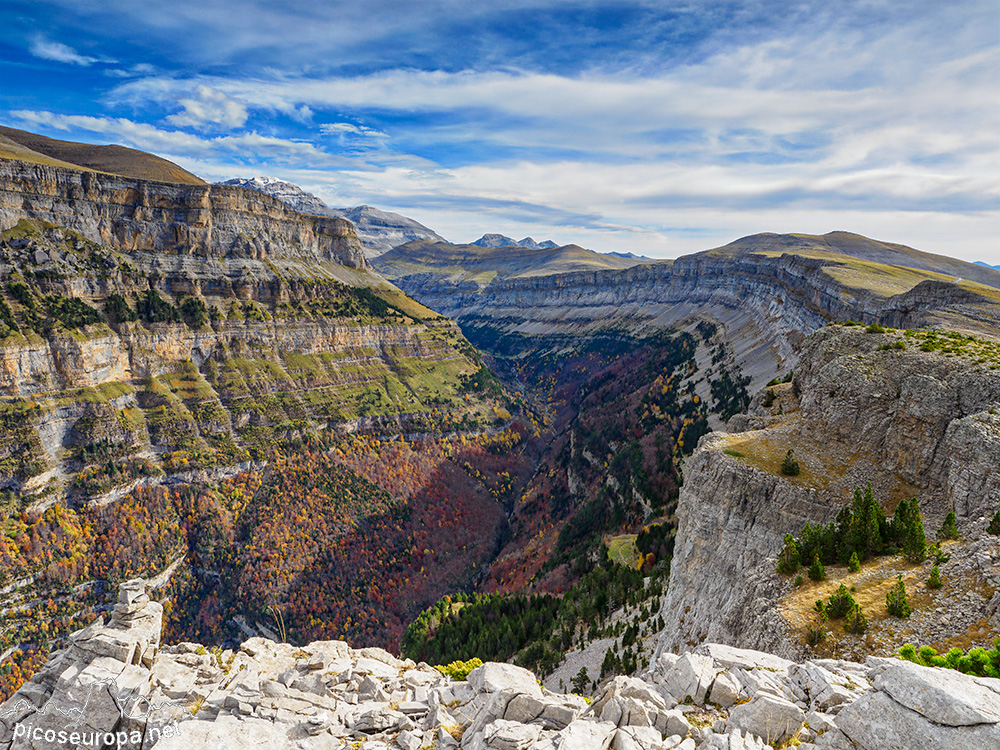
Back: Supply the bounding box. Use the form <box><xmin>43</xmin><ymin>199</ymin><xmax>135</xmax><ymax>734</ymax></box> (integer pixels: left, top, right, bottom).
<box><xmin>7</xmin><ymin>606</ymin><xmax>997</xmax><ymax>750</ymax></box>
<box><xmin>0</xmin><ymin>580</ymin><xmax>164</xmax><ymax>750</ymax></box>
<box><xmin>0</xmin><ymin>158</ymin><xmax>368</xmax><ymax>270</ymax></box>
<box><xmin>654</xmin><ymin>325</ymin><xmax>1000</xmax><ymax>660</ymax></box>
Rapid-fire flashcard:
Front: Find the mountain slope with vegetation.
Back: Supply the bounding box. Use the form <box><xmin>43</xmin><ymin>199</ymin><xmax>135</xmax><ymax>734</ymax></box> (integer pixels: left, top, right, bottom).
<box><xmin>0</xmin><ymin>125</ymin><xmax>205</xmax><ymax>185</ymax></box>
<box><xmin>0</xmin><ymin>143</ymin><xmax>525</xmax><ymax>700</ymax></box>
<box><xmin>0</xmin><ymin>132</ymin><xmax>998</xmax><ymax>727</ymax></box>
<box><xmin>374</xmin><ymin>237</ymin><xmax>651</xmax><ymax>289</ymax></box>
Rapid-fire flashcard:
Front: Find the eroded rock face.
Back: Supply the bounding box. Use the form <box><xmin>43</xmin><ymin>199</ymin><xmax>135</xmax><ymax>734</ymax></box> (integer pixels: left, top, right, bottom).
<box><xmin>4</xmin><ymin>606</ymin><xmax>998</xmax><ymax>750</ymax></box>
<box><xmin>654</xmin><ymin>325</ymin><xmax>1000</xmax><ymax>659</ymax></box>
<box><xmin>0</xmin><ymin>159</ymin><xmax>367</xmax><ymax>269</ymax></box>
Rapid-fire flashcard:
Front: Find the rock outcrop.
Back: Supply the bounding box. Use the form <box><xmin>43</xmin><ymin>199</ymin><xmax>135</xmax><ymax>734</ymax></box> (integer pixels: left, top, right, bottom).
<box><xmin>4</xmin><ymin>588</ymin><xmax>998</xmax><ymax>749</ymax></box>
<box><xmin>0</xmin><ymin>158</ymin><xmax>368</xmax><ymax>269</ymax></box>
<box><xmin>655</xmin><ymin>324</ymin><xmax>1000</xmax><ymax>659</ymax></box>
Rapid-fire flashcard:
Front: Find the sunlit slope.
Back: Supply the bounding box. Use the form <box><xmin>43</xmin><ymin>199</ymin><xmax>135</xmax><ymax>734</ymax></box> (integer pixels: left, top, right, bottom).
<box><xmin>375</xmin><ymin>239</ymin><xmax>653</xmax><ymax>288</ymax></box>
<box><xmin>707</xmin><ymin>231</ymin><xmax>1000</xmax><ymax>291</ymax></box>
<box><xmin>0</xmin><ymin>125</ymin><xmax>205</xmax><ymax>185</ymax></box>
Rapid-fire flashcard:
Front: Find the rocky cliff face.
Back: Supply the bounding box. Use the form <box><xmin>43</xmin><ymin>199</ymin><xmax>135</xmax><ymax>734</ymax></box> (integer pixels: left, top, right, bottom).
<box><xmin>654</xmin><ymin>324</ymin><xmax>1000</xmax><ymax>660</ymax></box>
<box><xmin>0</xmin><ymin>158</ymin><xmax>489</xmax><ymax>499</ymax></box>
<box><xmin>3</xmin><ymin>579</ymin><xmax>997</xmax><ymax>750</ymax></box>
<box><xmin>0</xmin><ymin>159</ymin><xmax>367</xmax><ymax>269</ymax></box>
<box><xmin>390</xmin><ymin>246</ymin><xmax>1000</xmax><ymax>334</ymax></box>
<box><xmin>387</xmin><ymin>243</ymin><xmax>1000</xmax><ymax>396</ymax></box>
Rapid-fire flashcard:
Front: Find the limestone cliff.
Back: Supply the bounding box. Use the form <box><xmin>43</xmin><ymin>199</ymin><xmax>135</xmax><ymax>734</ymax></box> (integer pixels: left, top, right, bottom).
<box><xmin>0</xmin><ymin>158</ymin><xmax>367</xmax><ymax>269</ymax></box>
<box><xmin>0</xmin><ymin>158</ymin><xmax>493</xmax><ymax>499</ymax></box>
<box><xmin>654</xmin><ymin>324</ymin><xmax>1000</xmax><ymax>660</ymax></box>
<box><xmin>383</xmin><ymin>237</ymin><xmax>1000</xmax><ymax>395</ymax></box>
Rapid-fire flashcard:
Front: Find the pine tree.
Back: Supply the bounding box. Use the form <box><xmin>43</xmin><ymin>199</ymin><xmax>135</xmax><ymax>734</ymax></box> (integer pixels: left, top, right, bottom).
<box><xmin>844</xmin><ymin>602</ymin><xmax>868</xmax><ymax>634</ymax></box>
<box><xmin>571</xmin><ymin>667</ymin><xmax>589</xmax><ymax>694</ymax></box>
<box><xmin>903</xmin><ymin>499</ymin><xmax>927</xmax><ymax>563</ymax></box>
<box><xmin>848</xmin><ymin>487</ymin><xmax>866</xmax><ymax>559</ymax></box>
<box><xmin>886</xmin><ymin>574</ymin><xmax>911</xmax><ymax>618</ymax></box>
<box><xmin>808</xmin><ymin>554</ymin><xmax>826</xmax><ymax>582</ymax></box>
<box><xmin>778</xmin><ymin>533</ymin><xmax>801</xmax><ymax>574</ymax></box>
<box><xmin>827</xmin><ymin>584</ymin><xmax>856</xmax><ymax>619</ymax></box>
<box><xmin>835</xmin><ymin>505</ymin><xmax>854</xmax><ymax>564</ymax></box>
<box><xmin>861</xmin><ymin>483</ymin><xmax>883</xmax><ymax>558</ymax></box>
<box><xmin>928</xmin><ymin>565</ymin><xmax>942</xmax><ymax>589</ymax></box>
<box><xmin>936</xmin><ymin>511</ymin><xmax>959</xmax><ymax>540</ymax></box>
<box><xmin>888</xmin><ymin>497</ymin><xmax>912</xmax><ymax>548</ymax></box>
<box><xmin>781</xmin><ymin>449</ymin><xmax>800</xmax><ymax>476</ymax></box>
<box><xmin>848</xmin><ymin>551</ymin><xmax>860</xmax><ymax>573</ymax></box>
<box><xmin>988</xmin><ymin>510</ymin><xmax>1000</xmax><ymax>536</ymax></box>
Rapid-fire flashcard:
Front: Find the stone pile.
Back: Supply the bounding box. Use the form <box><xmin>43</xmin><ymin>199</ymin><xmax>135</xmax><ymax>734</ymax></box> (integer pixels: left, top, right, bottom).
<box><xmin>2</xmin><ymin>580</ymin><xmax>999</xmax><ymax>749</ymax></box>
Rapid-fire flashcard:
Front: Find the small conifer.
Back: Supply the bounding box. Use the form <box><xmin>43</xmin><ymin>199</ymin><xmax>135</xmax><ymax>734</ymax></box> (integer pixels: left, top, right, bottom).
<box><xmin>808</xmin><ymin>554</ymin><xmax>826</xmax><ymax>582</ymax></box>
<box><xmin>827</xmin><ymin>584</ymin><xmax>856</xmax><ymax>619</ymax></box>
<box><xmin>886</xmin><ymin>574</ymin><xmax>911</xmax><ymax>618</ymax></box>
<box><xmin>928</xmin><ymin>565</ymin><xmax>942</xmax><ymax>589</ymax></box>
<box><xmin>844</xmin><ymin>602</ymin><xmax>868</xmax><ymax>634</ymax></box>
<box><xmin>988</xmin><ymin>510</ymin><xmax>1000</xmax><ymax>536</ymax></box>
<box><xmin>781</xmin><ymin>449</ymin><xmax>800</xmax><ymax>476</ymax></box>
<box><xmin>778</xmin><ymin>533</ymin><xmax>801</xmax><ymax>574</ymax></box>
<box><xmin>936</xmin><ymin>511</ymin><xmax>959</xmax><ymax>540</ymax></box>
<box><xmin>903</xmin><ymin>499</ymin><xmax>927</xmax><ymax>563</ymax></box>
<box><xmin>848</xmin><ymin>551</ymin><xmax>860</xmax><ymax>572</ymax></box>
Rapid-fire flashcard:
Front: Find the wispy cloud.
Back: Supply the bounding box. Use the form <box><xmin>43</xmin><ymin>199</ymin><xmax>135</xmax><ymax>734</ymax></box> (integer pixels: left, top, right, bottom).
<box><xmin>319</xmin><ymin>123</ymin><xmax>388</xmax><ymax>139</ymax></box>
<box><xmin>28</xmin><ymin>37</ymin><xmax>108</xmax><ymax>66</ymax></box>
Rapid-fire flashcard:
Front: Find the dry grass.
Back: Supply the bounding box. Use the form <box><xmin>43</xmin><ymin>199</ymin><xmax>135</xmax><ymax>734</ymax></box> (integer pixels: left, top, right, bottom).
<box><xmin>607</xmin><ymin>534</ymin><xmax>640</xmax><ymax>569</ymax></box>
<box><xmin>0</xmin><ymin>125</ymin><xmax>205</xmax><ymax>185</ymax></box>
<box><xmin>780</xmin><ymin>538</ymin><xmax>995</xmax><ymax>658</ymax></box>
<box><xmin>720</xmin><ymin>429</ymin><xmax>848</xmax><ymax>493</ymax></box>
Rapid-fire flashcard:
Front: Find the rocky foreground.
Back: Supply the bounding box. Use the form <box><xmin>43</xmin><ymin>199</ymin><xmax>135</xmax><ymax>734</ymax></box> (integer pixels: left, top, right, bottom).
<box><xmin>2</xmin><ymin>581</ymin><xmax>998</xmax><ymax>749</ymax></box>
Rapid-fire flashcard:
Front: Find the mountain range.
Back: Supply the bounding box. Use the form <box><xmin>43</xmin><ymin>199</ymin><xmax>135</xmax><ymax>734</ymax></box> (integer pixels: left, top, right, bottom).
<box><xmin>0</xmin><ymin>130</ymin><xmax>998</xmax><ymax>750</ymax></box>
<box><xmin>469</xmin><ymin>233</ymin><xmax>560</xmax><ymax>249</ymax></box>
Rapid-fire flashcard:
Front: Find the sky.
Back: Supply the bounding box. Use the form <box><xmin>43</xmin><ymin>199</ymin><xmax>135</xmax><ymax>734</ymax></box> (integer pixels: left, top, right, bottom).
<box><xmin>1</xmin><ymin>0</ymin><xmax>998</xmax><ymax>262</ymax></box>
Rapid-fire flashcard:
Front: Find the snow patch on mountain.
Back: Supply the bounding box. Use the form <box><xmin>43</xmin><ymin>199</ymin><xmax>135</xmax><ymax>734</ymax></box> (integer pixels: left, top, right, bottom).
<box><xmin>220</xmin><ymin>177</ymin><xmax>444</xmax><ymax>256</ymax></box>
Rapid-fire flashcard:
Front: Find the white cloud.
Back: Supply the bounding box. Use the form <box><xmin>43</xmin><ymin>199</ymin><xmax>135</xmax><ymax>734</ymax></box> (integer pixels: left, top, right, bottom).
<box><xmin>320</xmin><ymin>123</ymin><xmax>388</xmax><ymax>138</ymax></box>
<box><xmin>29</xmin><ymin>37</ymin><xmax>106</xmax><ymax>66</ymax></box>
<box><xmin>105</xmin><ymin>63</ymin><xmax>158</xmax><ymax>79</ymax></box>
<box><xmin>165</xmin><ymin>86</ymin><xmax>248</xmax><ymax>129</ymax></box>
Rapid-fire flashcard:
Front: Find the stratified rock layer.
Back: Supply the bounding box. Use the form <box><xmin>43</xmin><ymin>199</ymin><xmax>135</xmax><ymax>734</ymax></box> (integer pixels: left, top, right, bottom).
<box><xmin>0</xmin><ymin>158</ymin><xmax>367</xmax><ymax>269</ymax></box>
<box><xmin>655</xmin><ymin>325</ymin><xmax>1000</xmax><ymax>660</ymax></box>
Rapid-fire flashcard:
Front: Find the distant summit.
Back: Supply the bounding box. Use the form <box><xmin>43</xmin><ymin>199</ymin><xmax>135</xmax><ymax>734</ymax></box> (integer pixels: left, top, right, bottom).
<box><xmin>221</xmin><ymin>176</ymin><xmax>330</xmax><ymax>216</ymax></box>
<box><xmin>220</xmin><ymin>176</ymin><xmax>444</xmax><ymax>256</ymax></box>
<box><xmin>711</xmin><ymin>231</ymin><xmax>1000</xmax><ymax>290</ymax></box>
<box><xmin>974</xmin><ymin>260</ymin><xmax>1000</xmax><ymax>271</ymax></box>
<box><xmin>606</xmin><ymin>250</ymin><xmax>652</xmax><ymax>260</ymax></box>
<box><xmin>470</xmin><ymin>233</ymin><xmax>559</xmax><ymax>249</ymax></box>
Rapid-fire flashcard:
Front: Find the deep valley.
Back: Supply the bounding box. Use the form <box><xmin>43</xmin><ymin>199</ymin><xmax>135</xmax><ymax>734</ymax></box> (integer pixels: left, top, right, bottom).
<box><xmin>0</xmin><ymin>136</ymin><xmax>998</xmax><ymax>750</ymax></box>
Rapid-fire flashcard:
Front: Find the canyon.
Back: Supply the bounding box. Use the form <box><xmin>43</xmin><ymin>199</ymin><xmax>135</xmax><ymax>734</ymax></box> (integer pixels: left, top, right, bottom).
<box><xmin>0</xmin><ymin>142</ymin><xmax>998</xmax><ymax>750</ymax></box>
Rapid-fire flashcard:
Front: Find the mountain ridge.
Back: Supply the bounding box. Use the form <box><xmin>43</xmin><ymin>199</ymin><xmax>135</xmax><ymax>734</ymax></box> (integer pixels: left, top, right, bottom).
<box><xmin>470</xmin><ymin>232</ymin><xmax>560</xmax><ymax>249</ymax></box>
<box><xmin>0</xmin><ymin>125</ymin><xmax>205</xmax><ymax>186</ymax></box>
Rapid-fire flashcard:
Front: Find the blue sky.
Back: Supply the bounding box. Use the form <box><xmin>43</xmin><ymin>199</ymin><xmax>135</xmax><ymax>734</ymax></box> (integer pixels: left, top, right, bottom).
<box><xmin>1</xmin><ymin>0</ymin><xmax>998</xmax><ymax>262</ymax></box>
